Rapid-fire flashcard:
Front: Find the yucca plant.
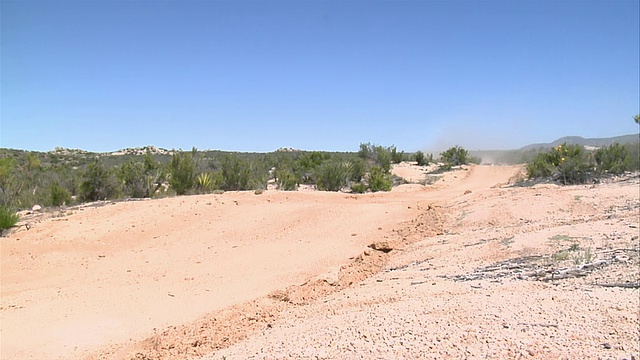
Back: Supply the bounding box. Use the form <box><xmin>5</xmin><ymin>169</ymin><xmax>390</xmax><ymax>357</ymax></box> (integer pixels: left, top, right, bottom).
<box><xmin>196</xmin><ymin>172</ymin><xmax>214</xmax><ymax>193</ymax></box>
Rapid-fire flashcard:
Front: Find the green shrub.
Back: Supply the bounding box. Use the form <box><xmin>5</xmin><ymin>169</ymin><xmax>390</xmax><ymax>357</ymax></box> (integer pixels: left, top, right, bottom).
<box><xmin>221</xmin><ymin>155</ymin><xmax>251</xmax><ymax>191</ymax></box>
<box><xmin>347</xmin><ymin>158</ymin><xmax>366</xmax><ymax>183</ymax></box>
<box><xmin>358</xmin><ymin>143</ymin><xmax>392</xmax><ymax>173</ymax></box>
<box><xmin>79</xmin><ymin>160</ymin><xmax>119</xmax><ymax>201</ymax></box>
<box><xmin>297</xmin><ymin>151</ymin><xmax>328</xmax><ymax>172</ymax></box>
<box><xmin>350</xmin><ymin>182</ymin><xmax>367</xmax><ymax>193</ymax></box>
<box><xmin>625</xmin><ymin>142</ymin><xmax>640</xmax><ymax>171</ymax></box>
<box><xmin>248</xmin><ymin>162</ymin><xmax>269</xmax><ymax>190</ymax></box>
<box><xmin>357</xmin><ymin>143</ymin><xmax>373</xmax><ymax>161</ymax></box>
<box><xmin>117</xmin><ymin>161</ymin><xmax>148</xmax><ymax>198</ymax></box>
<box><xmin>390</xmin><ymin>146</ymin><xmax>404</xmax><ymax>164</ymax></box>
<box><xmin>368</xmin><ymin>166</ymin><xmax>392</xmax><ymax>192</ymax></box>
<box><xmin>315</xmin><ymin>161</ymin><xmax>350</xmax><ymax>191</ymax></box>
<box><xmin>0</xmin><ymin>206</ymin><xmax>19</xmax><ymax>233</ymax></box>
<box><xmin>169</xmin><ymin>150</ymin><xmax>197</xmax><ymax>195</ymax></box>
<box><xmin>595</xmin><ymin>143</ymin><xmax>630</xmax><ymax>175</ymax></box>
<box><xmin>440</xmin><ymin>146</ymin><xmax>469</xmax><ymax>166</ymax></box>
<box><xmin>49</xmin><ymin>182</ymin><xmax>71</xmax><ymax>206</ymax></box>
<box><xmin>526</xmin><ymin>155</ymin><xmax>553</xmax><ymax>179</ymax></box>
<box><xmin>377</xmin><ymin>148</ymin><xmax>392</xmax><ymax>173</ymax></box>
<box><xmin>553</xmin><ymin>144</ymin><xmax>592</xmax><ymax>184</ymax></box>
<box><xmin>526</xmin><ymin>143</ymin><xmax>593</xmax><ymax>184</ymax></box>
<box><xmin>414</xmin><ymin>151</ymin><xmax>432</xmax><ymax>166</ymax></box>
<box><xmin>275</xmin><ymin>168</ymin><xmax>299</xmax><ymax>191</ymax></box>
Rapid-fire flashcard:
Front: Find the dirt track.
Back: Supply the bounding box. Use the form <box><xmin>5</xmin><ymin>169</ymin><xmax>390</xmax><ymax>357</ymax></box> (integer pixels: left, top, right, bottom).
<box><xmin>1</xmin><ymin>165</ymin><xmax>638</xmax><ymax>359</ymax></box>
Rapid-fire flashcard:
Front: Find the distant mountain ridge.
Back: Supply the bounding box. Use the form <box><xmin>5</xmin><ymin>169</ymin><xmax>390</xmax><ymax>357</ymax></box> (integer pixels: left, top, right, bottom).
<box><xmin>520</xmin><ymin>134</ymin><xmax>639</xmax><ymax>150</ymax></box>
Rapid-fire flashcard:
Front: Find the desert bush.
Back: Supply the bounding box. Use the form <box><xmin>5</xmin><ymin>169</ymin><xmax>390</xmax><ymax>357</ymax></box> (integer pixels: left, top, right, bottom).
<box><xmin>48</xmin><ymin>182</ymin><xmax>71</xmax><ymax>207</ymax></box>
<box><xmin>414</xmin><ymin>151</ymin><xmax>432</xmax><ymax>166</ymax></box>
<box><xmin>357</xmin><ymin>143</ymin><xmax>373</xmax><ymax>161</ymax></box>
<box><xmin>248</xmin><ymin>162</ymin><xmax>269</xmax><ymax>190</ymax></box>
<box><xmin>298</xmin><ymin>151</ymin><xmax>328</xmax><ymax>171</ymax></box>
<box><xmin>390</xmin><ymin>146</ymin><xmax>404</xmax><ymax>164</ymax></box>
<box><xmin>169</xmin><ymin>150</ymin><xmax>197</xmax><ymax>195</ymax></box>
<box><xmin>553</xmin><ymin>144</ymin><xmax>592</xmax><ymax>184</ymax></box>
<box><xmin>221</xmin><ymin>155</ymin><xmax>251</xmax><ymax>191</ymax></box>
<box><xmin>0</xmin><ymin>206</ymin><xmax>19</xmax><ymax>233</ymax></box>
<box><xmin>79</xmin><ymin>160</ymin><xmax>119</xmax><ymax>201</ymax></box>
<box><xmin>526</xmin><ymin>155</ymin><xmax>553</xmax><ymax>179</ymax></box>
<box><xmin>117</xmin><ymin>161</ymin><xmax>148</xmax><ymax>198</ymax></box>
<box><xmin>0</xmin><ymin>153</ymin><xmax>48</xmax><ymax>208</ymax></box>
<box><xmin>350</xmin><ymin>182</ymin><xmax>367</xmax><ymax>193</ymax></box>
<box><xmin>368</xmin><ymin>166</ymin><xmax>392</xmax><ymax>192</ymax></box>
<box><xmin>0</xmin><ymin>157</ymin><xmax>18</xmax><ymax>207</ymax></box>
<box><xmin>377</xmin><ymin>148</ymin><xmax>392</xmax><ymax>173</ymax></box>
<box><xmin>315</xmin><ymin>161</ymin><xmax>350</xmax><ymax>191</ymax></box>
<box><xmin>275</xmin><ymin>168</ymin><xmax>299</xmax><ymax>191</ymax></box>
<box><xmin>440</xmin><ymin>146</ymin><xmax>469</xmax><ymax>166</ymax></box>
<box><xmin>625</xmin><ymin>142</ymin><xmax>640</xmax><ymax>171</ymax></box>
<box><xmin>526</xmin><ymin>143</ymin><xmax>593</xmax><ymax>184</ymax></box>
<box><xmin>295</xmin><ymin>151</ymin><xmax>329</xmax><ymax>184</ymax></box>
<box><xmin>358</xmin><ymin>143</ymin><xmax>392</xmax><ymax>173</ymax></box>
<box><xmin>595</xmin><ymin>143</ymin><xmax>630</xmax><ymax>175</ymax></box>
<box><xmin>347</xmin><ymin>158</ymin><xmax>367</xmax><ymax>183</ymax></box>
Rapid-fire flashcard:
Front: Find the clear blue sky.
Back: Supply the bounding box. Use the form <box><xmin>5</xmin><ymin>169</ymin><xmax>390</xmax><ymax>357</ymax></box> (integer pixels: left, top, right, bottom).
<box><xmin>1</xmin><ymin>0</ymin><xmax>639</xmax><ymax>153</ymax></box>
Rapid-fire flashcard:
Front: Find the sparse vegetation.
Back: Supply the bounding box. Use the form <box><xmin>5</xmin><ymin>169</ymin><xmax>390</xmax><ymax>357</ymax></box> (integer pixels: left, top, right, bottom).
<box><xmin>414</xmin><ymin>151</ymin><xmax>432</xmax><ymax>166</ymax></box>
<box><xmin>169</xmin><ymin>149</ymin><xmax>197</xmax><ymax>195</ymax></box>
<box><xmin>358</xmin><ymin>143</ymin><xmax>393</xmax><ymax>173</ymax></box>
<box><xmin>594</xmin><ymin>143</ymin><xmax>630</xmax><ymax>175</ymax></box>
<box><xmin>390</xmin><ymin>146</ymin><xmax>404</xmax><ymax>164</ymax></box>
<box><xmin>350</xmin><ymin>182</ymin><xmax>367</xmax><ymax>194</ymax></box>
<box><xmin>221</xmin><ymin>155</ymin><xmax>251</xmax><ymax>191</ymax></box>
<box><xmin>368</xmin><ymin>166</ymin><xmax>393</xmax><ymax>192</ymax></box>
<box><xmin>440</xmin><ymin>146</ymin><xmax>469</xmax><ymax>166</ymax></box>
<box><xmin>275</xmin><ymin>167</ymin><xmax>299</xmax><ymax>191</ymax></box>
<box><xmin>0</xmin><ymin>206</ymin><xmax>19</xmax><ymax>233</ymax></box>
<box><xmin>0</xmin><ymin>142</ymin><xmax>404</xmax><ymax>209</ymax></box>
<box><xmin>527</xmin><ymin>142</ymin><xmax>636</xmax><ymax>185</ymax></box>
<box><xmin>48</xmin><ymin>182</ymin><xmax>71</xmax><ymax>207</ymax></box>
<box><xmin>315</xmin><ymin>161</ymin><xmax>350</xmax><ymax>191</ymax></box>
<box><xmin>347</xmin><ymin>158</ymin><xmax>367</xmax><ymax>183</ymax></box>
<box><xmin>526</xmin><ymin>144</ymin><xmax>591</xmax><ymax>184</ymax></box>
<box><xmin>550</xmin><ymin>243</ymin><xmax>593</xmax><ymax>266</ymax></box>
<box><xmin>79</xmin><ymin>160</ymin><xmax>119</xmax><ymax>201</ymax></box>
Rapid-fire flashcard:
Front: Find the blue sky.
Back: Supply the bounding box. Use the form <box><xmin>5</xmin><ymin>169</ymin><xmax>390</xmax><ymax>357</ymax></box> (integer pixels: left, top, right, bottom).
<box><xmin>1</xmin><ymin>0</ymin><xmax>638</xmax><ymax>153</ymax></box>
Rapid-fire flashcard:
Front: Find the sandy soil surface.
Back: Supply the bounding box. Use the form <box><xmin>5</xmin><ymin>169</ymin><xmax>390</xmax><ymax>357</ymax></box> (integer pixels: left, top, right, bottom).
<box><xmin>1</xmin><ymin>164</ymin><xmax>638</xmax><ymax>359</ymax></box>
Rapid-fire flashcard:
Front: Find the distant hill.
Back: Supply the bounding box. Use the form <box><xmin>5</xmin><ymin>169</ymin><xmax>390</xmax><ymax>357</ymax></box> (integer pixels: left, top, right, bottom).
<box><xmin>470</xmin><ymin>133</ymin><xmax>639</xmax><ymax>165</ymax></box>
<box><xmin>520</xmin><ymin>134</ymin><xmax>639</xmax><ymax>150</ymax></box>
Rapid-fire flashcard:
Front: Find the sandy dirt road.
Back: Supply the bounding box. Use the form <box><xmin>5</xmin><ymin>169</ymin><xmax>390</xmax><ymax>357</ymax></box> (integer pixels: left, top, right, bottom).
<box><xmin>205</xmin><ymin>169</ymin><xmax>639</xmax><ymax>360</ymax></box>
<box><xmin>1</xmin><ymin>164</ymin><xmax>513</xmax><ymax>359</ymax></box>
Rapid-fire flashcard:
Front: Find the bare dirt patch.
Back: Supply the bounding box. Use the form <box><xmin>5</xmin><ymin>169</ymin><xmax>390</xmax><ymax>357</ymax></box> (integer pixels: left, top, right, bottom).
<box><xmin>204</xmin><ymin>170</ymin><xmax>639</xmax><ymax>360</ymax></box>
<box><xmin>2</xmin><ymin>167</ymin><xmax>463</xmax><ymax>360</ymax></box>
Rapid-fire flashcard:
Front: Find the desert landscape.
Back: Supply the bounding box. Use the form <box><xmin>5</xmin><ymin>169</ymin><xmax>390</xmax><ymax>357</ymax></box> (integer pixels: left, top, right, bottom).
<box><xmin>1</xmin><ymin>163</ymin><xmax>638</xmax><ymax>359</ymax></box>
<box><xmin>3</xmin><ymin>1</ymin><xmax>639</xmax><ymax>358</ymax></box>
